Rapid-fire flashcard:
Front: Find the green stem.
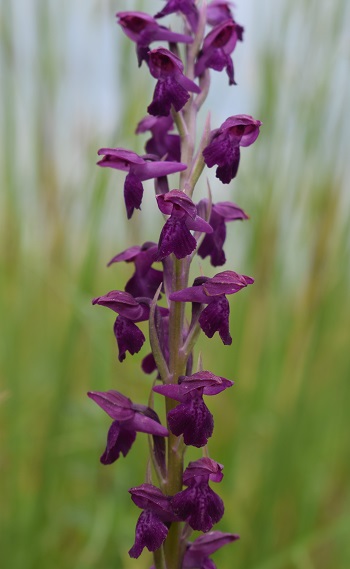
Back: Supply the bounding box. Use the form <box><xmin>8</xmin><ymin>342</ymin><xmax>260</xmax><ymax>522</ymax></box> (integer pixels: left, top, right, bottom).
<box><xmin>162</xmin><ymin>257</ymin><xmax>189</xmax><ymax>569</ymax></box>
<box><xmin>153</xmin><ymin>546</ymin><xmax>167</xmax><ymax>569</ymax></box>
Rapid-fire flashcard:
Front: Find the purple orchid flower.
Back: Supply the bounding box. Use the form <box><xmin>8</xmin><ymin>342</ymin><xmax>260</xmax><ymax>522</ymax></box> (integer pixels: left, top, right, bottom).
<box><xmin>183</xmin><ymin>457</ymin><xmax>224</xmax><ymax>485</ymax></box>
<box><xmin>92</xmin><ymin>290</ymin><xmax>166</xmax><ymax>361</ymax></box>
<box><xmin>107</xmin><ymin>242</ymin><xmax>163</xmax><ymax>299</ymax></box>
<box><xmin>169</xmin><ymin>271</ymin><xmax>254</xmax><ymax>344</ymax></box>
<box><xmin>203</xmin><ymin>114</ymin><xmax>262</xmax><ymax>184</ymax></box>
<box><xmin>206</xmin><ymin>1</ymin><xmax>243</xmax><ymax>32</ymax></box>
<box><xmin>155</xmin><ymin>0</ymin><xmax>199</xmax><ymax>32</ymax></box>
<box><xmin>183</xmin><ymin>531</ymin><xmax>240</xmax><ymax>568</ymax></box>
<box><xmin>195</xmin><ymin>19</ymin><xmax>242</xmax><ymax>85</ymax></box>
<box><xmin>197</xmin><ymin>199</ymin><xmax>249</xmax><ymax>266</ymax></box>
<box><xmin>156</xmin><ymin>190</ymin><xmax>213</xmax><ymax>260</ymax></box>
<box><xmin>87</xmin><ymin>391</ymin><xmax>168</xmax><ymax>464</ymax></box>
<box><xmin>153</xmin><ymin>371</ymin><xmax>233</xmax><ymax>446</ymax></box>
<box><xmin>136</xmin><ymin>115</ymin><xmax>181</xmax><ymax>162</ymax></box>
<box><xmin>128</xmin><ymin>483</ymin><xmax>176</xmax><ymax>558</ymax></box>
<box><xmin>171</xmin><ymin>458</ymin><xmax>225</xmax><ymax>532</ymax></box>
<box><xmin>97</xmin><ymin>147</ymin><xmax>187</xmax><ymax>218</ymax></box>
<box><xmin>117</xmin><ymin>11</ymin><xmax>193</xmax><ymax>66</ymax></box>
<box><xmin>147</xmin><ymin>48</ymin><xmax>200</xmax><ymax>116</ymax></box>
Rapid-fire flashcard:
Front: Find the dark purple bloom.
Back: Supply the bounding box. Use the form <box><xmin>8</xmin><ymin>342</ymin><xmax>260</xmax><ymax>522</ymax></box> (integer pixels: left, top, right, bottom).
<box><xmin>195</xmin><ymin>20</ymin><xmax>242</xmax><ymax>85</ymax></box>
<box><xmin>153</xmin><ymin>371</ymin><xmax>233</xmax><ymax>446</ymax></box>
<box><xmin>169</xmin><ymin>271</ymin><xmax>254</xmax><ymax>344</ymax></box>
<box><xmin>203</xmin><ymin>115</ymin><xmax>262</xmax><ymax>184</ymax></box>
<box><xmin>107</xmin><ymin>242</ymin><xmax>163</xmax><ymax>298</ymax></box>
<box><xmin>128</xmin><ymin>484</ymin><xmax>176</xmax><ymax>558</ymax></box>
<box><xmin>136</xmin><ymin>115</ymin><xmax>181</xmax><ymax>162</ymax></box>
<box><xmin>156</xmin><ymin>190</ymin><xmax>212</xmax><ymax>260</ymax></box>
<box><xmin>92</xmin><ymin>290</ymin><xmax>152</xmax><ymax>361</ymax></box>
<box><xmin>197</xmin><ymin>200</ymin><xmax>248</xmax><ymax>266</ymax></box>
<box><xmin>147</xmin><ymin>48</ymin><xmax>200</xmax><ymax>116</ymax></box>
<box><xmin>97</xmin><ymin>147</ymin><xmax>187</xmax><ymax>218</ymax></box>
<box><xmin>171</xmin><ymin>481</ymin><xmax>224</xmax><ymax>532</ymax></box>
<box><xmin>117</xmin><ymin>11</ymin><xmax>193</xmax><ymax>66</ymax></box>
<box><xmin>183</xmin><ymin>531</ymin><xmax>240</xmax><ymax>569</ymax></box>
<box><xmin>155</xmin><ymin>0</ymin><xmax>199</xmax><ymax>32</ymax></box>
<box><xmin>87</xmin><ymin>390</ymin><xmax>168</xmax><ymax>464</ymax></box>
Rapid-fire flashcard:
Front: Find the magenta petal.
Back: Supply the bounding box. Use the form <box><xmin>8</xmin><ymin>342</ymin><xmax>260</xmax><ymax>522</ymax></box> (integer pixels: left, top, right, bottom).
<box><xmin>171</xmin><ymin>482</ymin><xmax>224</xmax><ymax>532</ymax></box>
<box><xmin>107</xmin><ymin>246</ymin><xmax>142</xmax><ymax>265</ymax></box>
<box><xmin>92</xmin><ymin>289</ymin><xmax>138</xmax><ymax>310</ymax></box>
<box><xmin>179</xmin><ymin>371</ymin><xmax>234</xmax><ymax>396</ymax></box>
<box><xmin>117</xmin><ymin>11</ymin><xmax>193</xmax><ymax>46</ymax></box>
<box><xmin>129</xmin><ymin>413</ymin><xmax>168</xmax><ymax>437</ymax></box>
<box><xmin>203</xmin><ymin>134</ymin><xmax>235</xmax><ymax>168</ymax></box>
<box><xmin>220</xmin><ymin>114</ymin><xmax>262</xmax><ymax>146</ymax></box>
<box><xmin>148</xmin><ymin>77</ymin><xmax>190</xmax><ymax>116</ymax></box>
<box><xmin>155</xmin><ymin>0</ymin><xmax>199</xmax><ymax>32</ymax></box>
<box><xmin>199</xmin><ymin>297</ymin><xmax>232</xmax><ymax>345</ymax></box>
<box><xmin>157</xmin><ymin>190</ymin><xmax>197</xmax><ymax>218</ymax></box>
<box><xmin>169</xmin><ymin>285</ymin><xmax>209</xmax><ymax>304</ymax></box>
<box><xmin>114</xmin><ymin>316</ymin><xmax>145</xmax><ymax>362</ymax></box>
<box><xmin>124</xmin><ymin>171</ymin><xmax>144</xmax><ymax>219</ymax></box>
<box><xmin>136</xmin><ymin>160</ymin><xmax>187</xmax><ymax>181</ymax></box>
<box><xmin>203</xmin><ymin>271</ymin><xmax>254</xmax><ymax>295</ymax></box>
<box><xmin>153</xmin><ymin>383</ymin><xmax>182</xmax><ymax>401</ymax></box>
<box><xmin>157</xmin><ymin>217</ymin><xmax>197</xmax><ymax>260</ymax></box>
<box><xmin>176</xmin><ymin>71</ymin><xmax>201</xmax><ymax>94</ymax></box>
<box><xmin>213</xmin><ymin>201</ymin><xmax>248</xmax><ymax>220</ymax></box>
<box><xmin>207</xmin><ymin>1</ymin><xmax>235</xmax><ymax>26</ymax></box>
<box><xmin>129</xmin><ymin>510</ymin><xmax>168</xmax><ymax>558</ymax></box>
<box><xmin>183</xmin><ymin>458</ymin><xmax>224</xmax><ymax>485</ymax></box>
<box><xmin>129</xmin><ymin>484</ymin><xmax>173</xmax><ymax>519</ymax></box>
<box><xmin>97</xmin><ymin>147</ymin><xmax>144</xmax><ymax>168</ymax></box>
<box><xmin>148</xmin><ymin>48</ymin><xmax>184</xmax><ymax>78</ymax></box>
<box><xmin>87</xmin><ymin>390</ymin><xmax>134</xmax><ymax>421</ymax></box>
<box><xmin>183</xmin><ymin>531</ymin><xmax>239</xmax><ymax>568</ymax></box>
<box><xmin>100</xmin><ymin>421</ymin><xmax>136</xmax><ymax>464</ymax></box>
<box><xmin>185</xmin><ymin>215</ymin><xmax>213</xmax><ymax>233</ymax></box>
<box><xmin>167</xmin><ymin>397</ymin><xmax>214</xmax><ymax>447</ymax></box>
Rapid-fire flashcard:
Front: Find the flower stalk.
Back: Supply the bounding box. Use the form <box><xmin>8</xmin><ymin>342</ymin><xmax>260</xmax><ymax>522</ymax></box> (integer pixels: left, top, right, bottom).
<box><xmin>88</xmin><ymin>2</ymin><xmax>262</xmax><ymax>567</ymax></box>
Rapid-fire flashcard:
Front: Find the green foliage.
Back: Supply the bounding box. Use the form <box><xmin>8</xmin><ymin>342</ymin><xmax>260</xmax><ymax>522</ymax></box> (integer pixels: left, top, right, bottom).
<box><xmin>1</xmin><ymin>1</ymin><xmax>349</xmax><ymax>568</ymax></box>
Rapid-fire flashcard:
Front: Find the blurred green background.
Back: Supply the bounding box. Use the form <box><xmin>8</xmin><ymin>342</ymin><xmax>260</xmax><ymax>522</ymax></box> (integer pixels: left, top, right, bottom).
<box><xmin>1</xmin><ymin>1</ymin><xmax>350</xmax><ymax>568</ymax></box>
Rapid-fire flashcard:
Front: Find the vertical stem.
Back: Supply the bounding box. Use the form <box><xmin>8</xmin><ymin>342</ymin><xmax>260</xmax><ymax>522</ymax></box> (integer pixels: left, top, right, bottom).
<box><xmin>161</xmin><ymin>258</ymin><xmax>189</xmax><ymax>569</ymax></box>
<box><xmin>156</xmin><ymin>11</ymin><xmax>208</xmax><ymax>568</ymax></box>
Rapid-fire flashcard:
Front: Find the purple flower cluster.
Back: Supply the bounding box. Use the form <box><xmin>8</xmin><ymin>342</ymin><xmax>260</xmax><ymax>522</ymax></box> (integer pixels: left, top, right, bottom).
<box><xmin>88</xmin><ymin>1</ymin><xmax>261</xmax><ymax>567</ymax></box>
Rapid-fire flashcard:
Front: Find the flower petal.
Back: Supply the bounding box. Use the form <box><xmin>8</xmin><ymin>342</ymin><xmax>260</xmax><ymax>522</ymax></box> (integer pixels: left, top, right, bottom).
<box><xmin>129</xmin><ymin>510</ymin><xmax>168</xmax><ymax>558</ymax></box>
<box><xmin>167</xmin><ymin>397</ymin><xmax>214</xmax><ymax>447</ymax></box>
